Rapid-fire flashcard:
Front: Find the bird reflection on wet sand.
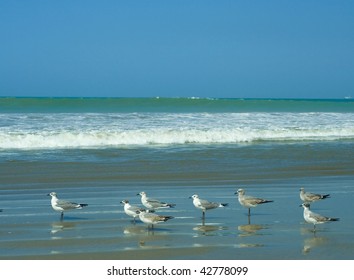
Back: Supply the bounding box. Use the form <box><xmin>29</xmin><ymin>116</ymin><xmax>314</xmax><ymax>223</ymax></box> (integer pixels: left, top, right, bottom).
<box><xmin>238</xmin><ymin>224</ymin><xmax>267</xmax><ymax>237</ymax></box>
<box><xmin>237</xmin><ymin>214</ymin><xmax>267</xmax><ymax>237</ymax></box>
<box><xmin>302</xmin><ymin>236</ymin><xmax>328</xmax><ymax>255</ymax></box>
<box><xmin>123</xmin><ymin>224</ymin><xmax>172</xmax><ymax>237</ymax></box>
<box><xmin>50</xmin><ymin>221</ymin><xmax>76</xmax><ymax>235</ymax></box>
<box><xmin>123</xmin><ymin>225</ymin><xmax>147</xmax><ymax>236</ymax></box>
<box><xmin>193</xmin><ymin>224</ymin><xmax>228</xmax><ymax>236</ymax></box>
<box><xmin>300</xmin><ymin>227</ymin><xmax>329</xmax><ymax>254</ymax></box>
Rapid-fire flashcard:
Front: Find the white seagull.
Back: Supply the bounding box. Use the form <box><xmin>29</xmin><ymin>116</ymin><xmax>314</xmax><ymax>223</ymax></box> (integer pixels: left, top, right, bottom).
<box><xmin>120</xmin><ymin>200</ymin><xmax>143</xmax><ymax>223</ymax></box>
<box><xmin>136</xmin><ymin>209</ymin><xmax>174</xmax><ymax>229</ymax></box>
<box><xmin>300</xmin><ymin>187</ymin><xmax>330</xmax><ymax>203</ymax></box>
<box><xmin>190</xmin><ymin>194</ymin><xmax>228</xmax><ymax>220</ymax></box>
<box><xmin>300</xmin><ymin>203</ymin><xmax>339</xmax><ymax>231</ymax></box>
<box><xmin>236</xmin><ymin>188</ymin><xmax>273</xmax><ymax>216</ymax></box>
<box><xmin>137</xmin><ymin>191</ymin><xmax>176</xmax><ymax>210</ymax></box>
<box><xmin>47</xmin><ymin>192</ymin><xmax>88</xmax><ymax>220</ymax></box>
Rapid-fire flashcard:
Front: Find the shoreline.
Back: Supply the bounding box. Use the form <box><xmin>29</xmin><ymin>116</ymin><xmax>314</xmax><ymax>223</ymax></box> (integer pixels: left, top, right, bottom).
<box><xmin>1</xmin><ymin>177</ymin><xmax>353</xmax><ymax>260</ymax></box>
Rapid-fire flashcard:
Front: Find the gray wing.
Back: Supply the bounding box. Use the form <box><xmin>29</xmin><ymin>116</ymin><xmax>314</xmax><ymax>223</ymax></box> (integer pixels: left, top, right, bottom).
<box><xmin>199</xmin><ymin>198</ymin><xmax>219</xmax><ymax>210</ymax></box>
<box><xmin>305</xmin><ymin>192</ymin><xmax>322</xmax><ymax>200</ymax></box>
<box><xmin>127</xmin><ymin>204</ymin><xmax>142</xmax><ymax>212</ymax></box>
<box><xmin>146</xmin><ymin>198</ymin><xmax>166</xmax><ymax>207</ymax></box>
<box><xmin>145</xmin><ymin>212</ymin><xmax>172</xmax><ymax>222</ymax></box>
<box><xmin>56</xmin><ymin>199</ymin><xmax>81</xmax><ymax>210</ymax></box>
<box><xmin>143</xmin><ymin>212</ymin><xmax>160</xmax><ymax>222</ymax></box>
<box><xmin>308</xmin><ymin>211</ymin><xmax>329</xmax><ymax>223</ymax></box>
<box><xmin>244</xmin><ymin>195</ymin><xmax>263</xmax><ymax>204</ymax></box>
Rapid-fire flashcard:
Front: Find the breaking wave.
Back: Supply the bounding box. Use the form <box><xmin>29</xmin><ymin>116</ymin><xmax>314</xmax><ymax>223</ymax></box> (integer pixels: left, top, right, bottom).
<box><xmin>1</xmin><ymin>112</ymin><xmax>353</xmax><ymax>149</ymax></box>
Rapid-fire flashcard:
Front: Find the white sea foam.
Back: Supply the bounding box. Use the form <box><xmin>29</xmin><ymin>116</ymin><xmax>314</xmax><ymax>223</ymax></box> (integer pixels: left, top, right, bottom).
<box><xmin>0</xmin><ymin>112</ymin><xmax>353</xmax><ymax>149</ymax></box>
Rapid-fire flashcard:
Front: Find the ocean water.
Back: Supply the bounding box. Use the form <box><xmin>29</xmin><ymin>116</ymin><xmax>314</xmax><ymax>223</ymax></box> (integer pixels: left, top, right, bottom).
<box><xmin>0</xmin><ymin>97</ymin><xmax>354</xmax><ymax>260</ymax></box>
<box><xmin>1</xmin><ymin>97</ymin><xmax>354</xmax><ymax>149</ymax></box>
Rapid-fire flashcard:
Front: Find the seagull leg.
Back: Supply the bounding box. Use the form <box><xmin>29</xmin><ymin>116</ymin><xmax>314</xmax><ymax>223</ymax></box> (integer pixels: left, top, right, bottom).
<box><xmin>248</xmin><ymin>208</ymin><xmax>251</xmax><ymax>217</ymax></box>
<box><xmin>60</xmin><ymin>212</ymin><xmax>64</xmax><ymax>221</ymax></box>
<box><xmin>201</xmin><ymin>210</ymin><xmax>206</xmax><ymax>225</ymax></box>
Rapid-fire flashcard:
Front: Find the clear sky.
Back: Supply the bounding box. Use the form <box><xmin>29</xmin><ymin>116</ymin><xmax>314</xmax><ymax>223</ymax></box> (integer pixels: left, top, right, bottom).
<box><xmin>1</xmin><ymin>0</ymin><xmax>353</xmax><ymax>99</ymax></box>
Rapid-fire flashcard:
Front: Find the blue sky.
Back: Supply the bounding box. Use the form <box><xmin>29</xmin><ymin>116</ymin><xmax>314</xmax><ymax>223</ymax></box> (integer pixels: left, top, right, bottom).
<box><xmin>0</xmin><ymin>0</ymin><xmax>353</xmax><ymax>99</ymax></box>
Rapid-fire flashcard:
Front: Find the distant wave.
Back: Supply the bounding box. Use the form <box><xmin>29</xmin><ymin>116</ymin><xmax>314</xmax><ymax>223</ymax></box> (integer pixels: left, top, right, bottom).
<box><xmin>1</xmin><ymin>97</ymin><xmax>354</xmax><ymax>113</ymax></box>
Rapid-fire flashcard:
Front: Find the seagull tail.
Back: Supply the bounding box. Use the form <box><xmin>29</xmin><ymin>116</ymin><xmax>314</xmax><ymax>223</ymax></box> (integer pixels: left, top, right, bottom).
<box><xmin>329</xmin><ymin>217</ymin><xmax>339</xmax><ymax>222</ymax></box>
<box><xmin>79</xmin><ymin>203</ymin><xmax>88</xmax><ymax>207</ymax></box>
<box><xmin>220</xmin><ymin>203</ymin><xmax>228</xmax><ymax>207</ymax></box>
<box><xmin>260</xmin><ymin>200</ymin><xmax>273</xmax><ymax>204</ymax></box>
<box><xmin>161</xmin><ymin>216</ymin><xmax>174</xmax><ymax>221</ymax></box>
<box><xmin>166</xmin><ymin>203</ymin><xmax>176</xmax><ymax>208</ymax></box>
<box><xmin>321</xmin><ymin>194</ymin><xmax>330</xmax><ymax>199</ymax></box>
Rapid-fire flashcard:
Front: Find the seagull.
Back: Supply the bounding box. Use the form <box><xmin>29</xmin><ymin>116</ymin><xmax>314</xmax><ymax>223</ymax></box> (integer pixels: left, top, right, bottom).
<box><xmin>137</xmin><ymin>191</ymin><xmax>176</xmax><ymax>210</ymax></box>
<box><xmin>190</xmin><ymin>194</ymin><xmax>228</xmax><ymax>220</ymax></box>
<box><xmin>136</xmin><ymin>209</ymin><xmax>174</xmax><ymax>229</ymax></box>
<box><xmin>120</xmin><ymin>199</ymin><xmax>143</xmax><ymax>223</ymax></box>
<box><xmin>300</xmin><ymin>187</ymin><xmax>330</xmax><ymax>203</ymax></box>
<box><xmin>300</xmin><ymin>203</ymin><xmax>339</xmax><ymax>231</ymax></box>
<box><xmin>47</xmin><ymin>192</ymin><xmax>88</xmax><ymax>220</ymax></box>
<box><xmin>236</xmin><ymin>188</ymin><xmax>273</xmax><ymax>216</ymax></box>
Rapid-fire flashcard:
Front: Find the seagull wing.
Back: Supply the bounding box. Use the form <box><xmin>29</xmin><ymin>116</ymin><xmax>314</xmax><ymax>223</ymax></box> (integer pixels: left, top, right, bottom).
<box><xmin>199</xmin><ymin>198</ymin><xmax>219</xmax><ymax>210</ymax></box>
<box><xmin>305</xmin><ymin>192</ymin><xmax>322</xmax><ymax>201</ymax></box>
<box><xmin>127</xmin><ymin>204</ymin><xmax>141</xmax><ymax>212</ymax></box>
<box><xmin>56</xmin><ymin>199</ymin><xmax>81</xmax><ymax>210</ymax></box>
<box><xmin>308</xmin><ymin>211</ymin><xmax>329</xmax><ymax>223</ymax></box>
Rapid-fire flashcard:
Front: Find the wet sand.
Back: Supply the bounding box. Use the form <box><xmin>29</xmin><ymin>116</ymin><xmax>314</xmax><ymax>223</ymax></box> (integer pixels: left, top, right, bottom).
<box><xmin>1</xmin><ymin>179</ymin><xmax>354</xmax><ymax>260</ymax></box>
<box><xmin>1</xmin><ymin>143</ymin><xmax>354</xmax><ymax>259</ymax></box>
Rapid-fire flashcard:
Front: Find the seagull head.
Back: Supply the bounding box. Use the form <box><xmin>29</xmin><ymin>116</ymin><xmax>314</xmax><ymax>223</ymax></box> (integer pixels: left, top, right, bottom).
<box><xmin>137</xmin><ymin>191</ymin><xmax>146</xmax><ymax>197</ymax></box>
<box><xmin>47</xmin><ymin>192</ymin><xmax>57</xmax><ymax>198</ymax></box>
<box><xmin>235</xmin><ymin>189</ymin><xmax>245</xmax><ymax>195</ymax></box>
<box><xmin>300</xmin><ymin>203</ymin><xmax>310</xmax><ymax>209</ymax></box>
<box><xmin>136</xmin><ymin>209</ymin><xmax>147</xmax><ymax>214</ymax></box>
<box><xmin>120</xmin><ymin>200</ymin><xmax>129</xmax><ymax>204</ymax></box>
<box><xmin>189</xmin><ymin>194</ymin><xmax>199</xmax><ymax>200</ymax></box>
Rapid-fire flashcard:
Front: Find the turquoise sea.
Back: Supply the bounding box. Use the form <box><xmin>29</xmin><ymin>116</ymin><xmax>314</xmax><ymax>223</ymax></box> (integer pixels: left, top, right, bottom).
<box><xmin>0</xmin><ymin>97</ymin><xmax>354</xmax><ymax>259</ymax></box>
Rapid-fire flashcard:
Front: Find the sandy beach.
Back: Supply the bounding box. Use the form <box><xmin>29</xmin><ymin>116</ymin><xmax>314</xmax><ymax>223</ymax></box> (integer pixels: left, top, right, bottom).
<box><xmin>1</xmin><ymin>143</ymin><xmax>354</xmax><ymax>260</ymax></box>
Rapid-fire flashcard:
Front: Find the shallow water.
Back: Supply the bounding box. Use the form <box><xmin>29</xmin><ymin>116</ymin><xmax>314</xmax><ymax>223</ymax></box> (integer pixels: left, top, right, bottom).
<box><xmin>1</xmin><ymin>142</ymin><xmax>354</xmax><ymax>260</ymax></box>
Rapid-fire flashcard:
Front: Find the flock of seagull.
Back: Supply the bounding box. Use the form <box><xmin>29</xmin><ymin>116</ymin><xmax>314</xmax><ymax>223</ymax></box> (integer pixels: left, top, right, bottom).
<box><xmin>48</xmin><ymin>187</ymin><xmax>339</xmax><ymax>232</ymax></box>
